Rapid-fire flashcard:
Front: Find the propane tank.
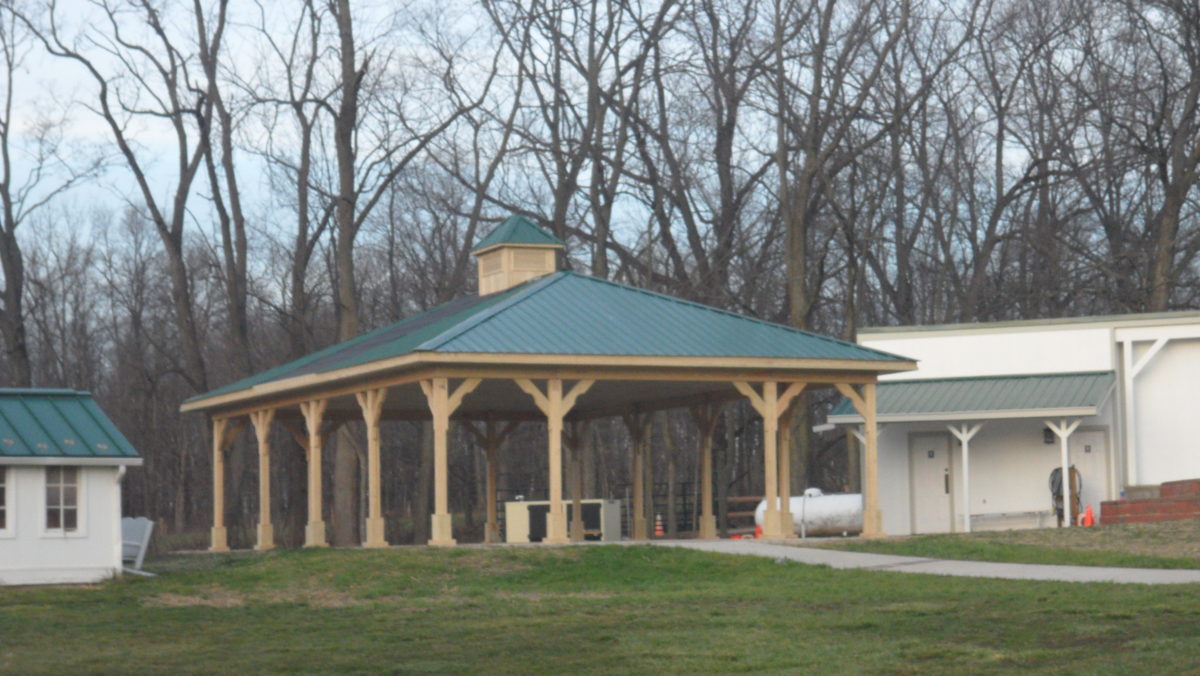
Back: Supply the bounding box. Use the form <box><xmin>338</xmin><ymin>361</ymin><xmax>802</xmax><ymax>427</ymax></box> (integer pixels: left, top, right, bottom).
<box><xmin>754</xmin><ymin>489</ymin><xmax>864</xmax><ymax>537</ymax></box>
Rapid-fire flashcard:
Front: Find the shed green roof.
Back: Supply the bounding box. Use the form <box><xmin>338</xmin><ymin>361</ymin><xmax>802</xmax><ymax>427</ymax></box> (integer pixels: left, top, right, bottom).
<box><xmin>471</xmin><ymin>214</ymin><xmax>564</xmax><ymax>252</ymax></box>
<box><xmin>827</xmin><ymin>371</ymin><xmax>1115</xmax><ymax>423</ymax></box>
<box><xmin>0</xmin><ymin>389</ymin><xmax>141</xmax><ymax>465</ymax></box>
<box><xmin>188</xmin><ymin>271</ymin><xmax>911</xmax><ymax>406</ymax></box>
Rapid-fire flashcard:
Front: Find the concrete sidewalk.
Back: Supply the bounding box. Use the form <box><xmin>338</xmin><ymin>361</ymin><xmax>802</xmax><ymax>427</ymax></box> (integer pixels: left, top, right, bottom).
<box><xmin>649</xmin><ymin>539</ymin><xmax>1200</xmax><ymax>585</ymax></box>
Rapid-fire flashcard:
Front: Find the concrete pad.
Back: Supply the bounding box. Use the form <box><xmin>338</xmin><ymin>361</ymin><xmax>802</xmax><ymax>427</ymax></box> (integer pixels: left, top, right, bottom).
<box><xmin>648</xmin><ymin>539</ymin><xmax>1200</xmax><ymax>585</ymax></box>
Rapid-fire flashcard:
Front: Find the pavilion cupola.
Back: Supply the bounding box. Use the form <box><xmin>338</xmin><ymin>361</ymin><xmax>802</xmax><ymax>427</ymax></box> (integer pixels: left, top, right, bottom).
<box><xmin>472</xmin><ymin>214</ymin><xmax>565</xmax><ymax>295</ymax></box>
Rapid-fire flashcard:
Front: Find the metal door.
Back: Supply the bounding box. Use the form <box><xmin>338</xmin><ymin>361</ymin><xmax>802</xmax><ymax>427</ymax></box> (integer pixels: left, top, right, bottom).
<box><xmin>910</xmin><ymin>434</ymin><xmax>953</xmax><ymax>533</ymax></box>
<box><xmin>1070</xmin><ymin>430</ymin><xmax>1109</xmax><ymax>516</ymax></box>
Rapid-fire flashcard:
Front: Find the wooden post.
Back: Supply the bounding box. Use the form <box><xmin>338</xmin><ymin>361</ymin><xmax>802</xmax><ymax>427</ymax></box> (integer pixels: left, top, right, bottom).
<box><xmin>778</xmin><ymin>398</ymin><xmax>802</xmax><ymax>537</ymax></box>
<box><xmin>355</xmin><ymin>388</ymin><xmax>388</xmax><ymax>548</ymax></box>
<box><xmin>566</xmin><ymin>422</ymin><xmax>587</xmax><ymax>542</ymax></box>
<box><xmin>776</xmin><ymin>384</ymin><xmax>805</xmax><ymax>538</ymax></box>
<box><xmin>838</xmin><ymin>382</ymin><xmax>882</xmax><ymax>536</ymax></box>
<box><xmin>623</xmin><ymin>412</ymin><xmax>650</xmax><ymax>540</ymax></box>
<box><xmin>210</xmin><ymin>417</ymin><xmax>241</xmax><ymax>552</ymax></box>
<box><xmin>689</xmin><ymin>403</ymin><xmax>721</xmax><ymax>540</ymax></box>
<box><xmin>516</xmin><ymin>378</ymin><xmax>593</xmax><ymax>545</ymax></box>
<box><xmin>250</xmin><ymin>408</ymin><xmax>276</xmax><ymax>551</ymax></box>
<box><xmin>734</xmin><ymin>382</ymin><xmax>806</xmax><ymax>539</ymax></box>
<box><xmin>300</xmin><ymin>399</ymin><xmax>329</xmax><ymax>547</ymax></box>
<box><xmin>421</xmin><ymin>377</ymin><xmax>482</xmax><ymax>546</ymax></box>
<box><xmin>466</xmin><ymin>419</ymin><xmax>516</xmax><ymax>544</ymax></box>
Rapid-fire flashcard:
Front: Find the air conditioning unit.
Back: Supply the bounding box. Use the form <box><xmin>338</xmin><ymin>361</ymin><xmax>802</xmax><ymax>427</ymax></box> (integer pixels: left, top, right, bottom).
<box><xmin>504</xmin><ymin>499</ymin><xmax>621</xmax><ymax>543</ymax></box>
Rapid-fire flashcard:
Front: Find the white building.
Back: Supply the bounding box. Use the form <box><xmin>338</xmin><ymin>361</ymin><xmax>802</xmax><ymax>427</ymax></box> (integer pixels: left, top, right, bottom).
<box><xmin>0</xmin><ymin>389</ymin><xmax>142</xmax><ymax>585</ymax></box>
<box><xmin>827</xmin><ymin>312</ymin><xmax>1200</xmax><ymax>535</ymax></box>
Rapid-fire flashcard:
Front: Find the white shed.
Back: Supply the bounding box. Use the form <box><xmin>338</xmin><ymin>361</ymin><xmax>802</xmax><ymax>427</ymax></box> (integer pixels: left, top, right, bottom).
<box><xmin>0</xmin><ymin>389</ymin><xmax>142</xmax><ymax>585</ymax></box>
<box><xmin>827</xmin><ymin>311</ymin><xmax>1200</xmax><ymax>535</ymax></box>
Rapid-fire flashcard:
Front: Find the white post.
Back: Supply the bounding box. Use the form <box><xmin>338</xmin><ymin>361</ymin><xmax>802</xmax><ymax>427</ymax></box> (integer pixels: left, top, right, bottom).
<box><xmin>1046</xmin><ymin>418</ymin><xmax>1082</xmax><ymax>527</ymax></box>
<box><xmin>947</xmin><ymin>423</ymin><xmax>982</xmax><ymax>533</ymax></box>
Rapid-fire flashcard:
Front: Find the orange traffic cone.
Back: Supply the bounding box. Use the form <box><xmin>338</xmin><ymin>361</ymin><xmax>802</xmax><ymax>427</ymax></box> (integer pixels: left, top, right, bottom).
<box><xmin>1082</xmin><ymin>504</ymin><xmax>1095</xmax><ymax>527</ymax></box>
<box><xmin>654</xmin><ymin>513</ymin><xmax>665</xmax><ymax>537</ymax></box>
<box><xmin>754</xmin><ymin>524</ymin><xmax>762</xmax><ymax>539</ymax></box>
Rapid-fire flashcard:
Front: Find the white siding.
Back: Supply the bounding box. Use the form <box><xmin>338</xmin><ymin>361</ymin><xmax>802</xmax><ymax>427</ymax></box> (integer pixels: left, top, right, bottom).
<box><xmin>0</xmin><ymin>466</ymin><xmax>123</xmax><ymax>585</ymax></box>
<box><xmin>864</xmin><ymin>327</ymin><xmax>1114</xmax><ymax>380</ymax></box>
<box><xmin>876</xmin><ymin>405</ymin><xmax>1114</xmax><ymax>535</ymax></box>
<box><xmin>1131</xmin><ymin>338</ymin><xmax>1200</xmax><ymax>485</ymax></box>
<box><xmin>877</xmin><ymin>424</ymin><xmax>912</xmax><ymax>535</ymax></box>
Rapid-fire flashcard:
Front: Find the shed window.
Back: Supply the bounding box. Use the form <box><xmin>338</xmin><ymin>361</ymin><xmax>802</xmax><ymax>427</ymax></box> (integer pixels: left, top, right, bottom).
<box><xmin>46</xmin><ymin>466</ymin><xmax>79</xmax><ymax>532</ymax></box>
<box><xmin>0</xmin><ymin>468</ymin><xmax>7</xmax><ymax>531</ymax></box>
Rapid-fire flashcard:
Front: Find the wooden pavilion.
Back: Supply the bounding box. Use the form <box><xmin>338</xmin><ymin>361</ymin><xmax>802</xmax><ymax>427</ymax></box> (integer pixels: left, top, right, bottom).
<box><xmin>181</xmin><ymin>215</ymin><xmax>915</xmax><ymax>549</ymax></box>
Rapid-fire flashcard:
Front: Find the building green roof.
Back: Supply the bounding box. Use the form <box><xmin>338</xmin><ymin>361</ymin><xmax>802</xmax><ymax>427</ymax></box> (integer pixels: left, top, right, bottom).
<box><xmin>0</xmin><ymin>389</ymin><xmax>141</xmax><ymax>465</ymax></box>
<box><xmin>827</xmin><ymin>371</ymin><xmax>1115</xmax><ymax>424</ymax></box>
<box><xmin>188</xmin><ymin>271</ymin><xmax>911</xmax><ymax>406</ymax></box>
<box><xmin>471</xmin><ymin>214</ymin><xmax>564</xmax><ymax>252</ymax></box>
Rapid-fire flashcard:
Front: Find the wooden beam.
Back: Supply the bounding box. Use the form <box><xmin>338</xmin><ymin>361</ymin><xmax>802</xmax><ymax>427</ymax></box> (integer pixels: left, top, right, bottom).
<box><xmin>732</xmin><ymin>381</ymin><xmax>766</xmax><ymax>415</ymax></box>
<box><xmin>514</xmin><ymin>378</ymin><xmax>550</xmax><ymax>415</ymax></box>
<box><xmin>188</xmin><ymin>354</ymin><xmax>894</xmax><ymax>417</ymax></box>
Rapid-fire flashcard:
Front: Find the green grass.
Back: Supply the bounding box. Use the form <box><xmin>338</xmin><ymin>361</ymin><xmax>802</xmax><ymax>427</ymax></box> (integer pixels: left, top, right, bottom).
<box><xmin>3</xmin><ymin>545</ymin><xmax>1200</xmax><ymax>674</ymax></box>
<box><xmin>813</xmin><ymin>523</ymin><xmax>1200</xmax><ymax>569</ymax></box>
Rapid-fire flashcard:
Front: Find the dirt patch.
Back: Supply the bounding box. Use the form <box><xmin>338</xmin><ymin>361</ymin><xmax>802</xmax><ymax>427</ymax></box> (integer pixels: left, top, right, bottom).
<box><xmin>494</xmin><ymin>590</ymin><xmax>613</xmax><ymax>601</ymax></box>
<box><xmin>145</xmin><ymin>588</ymin><xmax>245</xmax><ymax>608</ymax></box>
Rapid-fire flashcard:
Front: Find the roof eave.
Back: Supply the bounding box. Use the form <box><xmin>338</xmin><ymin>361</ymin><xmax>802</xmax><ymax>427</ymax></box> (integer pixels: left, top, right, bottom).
<box><xmin>471</xmin><ymin>242</ymin><xmax>564</xmax><ymax>256</ymax></box>
<box><xmin>182</xmin><ymin>352</ymin><xmax>917</xmax><ymax>415</ymax></box>
<box><xmin>827</xmin><ymin>405</ymin><xmax>1100</xmax><ymax>425</ymax></box>
<box><xmin>0</xmin><ymin>456</ymin><xmax>143</xmax><ymax>466</ymax></box>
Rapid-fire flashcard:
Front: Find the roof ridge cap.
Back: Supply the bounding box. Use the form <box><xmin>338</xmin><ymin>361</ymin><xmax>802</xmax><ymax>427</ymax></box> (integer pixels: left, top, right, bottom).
<box><xmin>415</xmin><ymin>272</ymin><xmax>567</xmax><ymax>351</ymax></box>
<box><xmin>560</xmin><ymin>272</ymin><xmax>909</xmax><ymax>362</ymax></box>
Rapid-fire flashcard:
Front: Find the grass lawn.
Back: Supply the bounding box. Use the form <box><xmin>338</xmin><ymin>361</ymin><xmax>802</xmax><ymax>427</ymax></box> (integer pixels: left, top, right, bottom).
<box><xmin>808</xmin><ymin>520</ymin><xmax>1200</xmax><ymax>569</ymax></box>
<box><xmin>3</xmin><ymin>545</ymin><xmax>1200</xmax><ymax>674</ymax></box>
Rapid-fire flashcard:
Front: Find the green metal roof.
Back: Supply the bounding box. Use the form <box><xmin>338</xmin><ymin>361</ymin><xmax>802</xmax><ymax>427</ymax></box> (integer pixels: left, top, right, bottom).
<box><xmin>0</xmin><ymin>389</ymin><xmax>141</xmax><ymax>465</ymax></box>
<box><xmin>828</xmin><ymin>371</ymin><xmax>1115</xmax><ymax>423</ymax></box>
<box><xmin>471</xmin><ymin>214</ymin><xmax>564</xmax><ymax>252</ymax></box>
<box><xmin>188</xmin><ymin>271</ymin><xmax>912</xmax><ymax>406</ymax></box>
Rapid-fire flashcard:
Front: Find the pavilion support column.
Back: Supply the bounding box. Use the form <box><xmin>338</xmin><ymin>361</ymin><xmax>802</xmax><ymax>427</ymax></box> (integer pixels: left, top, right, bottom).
<box><xmin>356</xmin><ymin>388</ymin><xmax>389</xmax><ymax>548</ymax></box>
<box><xmin>623</xmin><ymin>412</ymin><xmax>650</xmax><ymax>540</ymax></box>
<box><xmin>734</xmin><ymin>381</ymin><xmax>806</xmax><ymax>539</ymax></box>
<box><xmin>948</xmin><ymin>423</ymin><xmax>982</xmax><ymax>533</ymax></box>
<box><xmin>210</xmin><ymin>417</ymin><xmax>242</xmax><ymax>552</ymax></box>
<box><xmin>566</xmin><ymin>422</ymin><xmax>587</xmax><ymax>542</ymax></box>
<box><xmin>777</xmin><ymin>390</ymin><xmax>805</xmax><ymax>536</ymax></box>
<box><xmin>1046</xmin><ymin>418</ymin><xmax>1082</xmax><ymax>528</ymax></box>
<box><xmin>466</xmin><ymin>419</ymin><xmax>517</xmax><ymax>544</ymax></box>
<box><xmin>300</xmin><ymin>399</ymin><xmax>330</xmax><ymax>547</ymax></box>
<box><xmin>250</xmin><ymin>408</ymin><xmax>277</xmax><ymax>551</ymax></box>
<box><xmin>517</xmin><ymin>378</ymin><xmax>593</xmax><ymax>545</ymax></box>
<box><xmin>422</xmin><ymin>377</ymin><xmax>482</xmax><ymax>546</ymax></box>
<box><xmin>689</xmin><ymin>403</ymin><xmax>722</xmax><ymax>540</ymax></box>
<box><xmin>838</xmin><ymin>382</ymin><xmax>882</xmax><ymax>537</ymax></box>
